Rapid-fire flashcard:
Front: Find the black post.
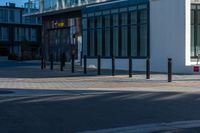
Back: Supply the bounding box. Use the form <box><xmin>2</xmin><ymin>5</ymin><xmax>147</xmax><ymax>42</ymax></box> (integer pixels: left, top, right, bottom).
<box><xmin>50</xmin><ymin>54</ymin><xmax>53</xmax><ymax>70</ymax></box>
<box><xmin>112</xmin><ymin>54</ymin><xmax>115</xmax><ymax>76</ymax></box>
<box><xmin>129</xmin><ymin>56</ymin><xmax>132</xmax><ymax>78</ymax></box>
<box><xmin>84</xmin><ymin>55</ymin><xmax>87</xmax><ymax>74</ymax></box>
<box><xmin>97</xmin><ymin>55</ymin><xmax>101</xmax><ymax>75</ymax></box>
<box><xmin>80</xmin><ymin>51</ymin><xmax>83</xmax><ymax>66</ymax></box>
<box><xmin>168</xmin><ymin>58</ymin><xmax>172</xmax><ymax>82</ymax></box>
<box><xmin>63</xmin><ymin>53</ymin><xmax>66</xmax><ymax>67</ymax></box>
<box><xmin>44</xmin><ymin>58</ymin><xmax>46</xmax><ymax>69</ymax></box>
<box><xmin>146</xmin><ymin>58</ymin><xmax>150</xmax><ymax>79</ymax></box>
<box><xmin>72</xmin><ymin>54</ymin><xmax>75</xmax><ymax>73</ymax></box>
<box><xmin>60</xmin><ymin>53</ymin><xmax>63</xmax><ymax>71</ymax></box>
<box><xmin>41</xmin><ymin>56</ymin><xmax>44</xmax><ymax>70</ymax></box>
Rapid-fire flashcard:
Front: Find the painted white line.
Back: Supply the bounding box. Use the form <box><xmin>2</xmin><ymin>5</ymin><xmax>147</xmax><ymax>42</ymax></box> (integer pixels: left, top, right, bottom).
<box><xmin>79</xmin><ymin>120</ymin><xmax>200</xmax><ymax>133</ymax></box>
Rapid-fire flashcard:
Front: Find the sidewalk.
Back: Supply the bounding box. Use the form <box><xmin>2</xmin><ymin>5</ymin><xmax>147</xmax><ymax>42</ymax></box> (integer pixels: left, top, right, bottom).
<box><xmin>0</xmin><ymin>60</ymin><xmax>200</xmax><ymax>93</ymax></box>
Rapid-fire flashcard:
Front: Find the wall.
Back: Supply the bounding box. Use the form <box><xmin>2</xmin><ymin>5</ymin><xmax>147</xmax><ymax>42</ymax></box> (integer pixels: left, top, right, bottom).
<box><xmin>150</xmin><ymin>0</ymin><xmax>192</xmax><ymax>73</ymax></box>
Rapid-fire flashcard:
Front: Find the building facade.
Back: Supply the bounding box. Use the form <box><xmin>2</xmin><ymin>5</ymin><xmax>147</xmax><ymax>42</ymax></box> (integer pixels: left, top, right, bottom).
<box><xmin>0</xmin><ymin>3</ymin><xmax>41</xmax><ymax>60</ymax></box>
<box><xmin>36</xmin><ymin>0</ymin><xmax>108</xmax><ymax>61</ymax></box>
<box><xmin>28</xmin><ymin>0</ymin><xmax>200</xmax><ymax>73</ymax></box>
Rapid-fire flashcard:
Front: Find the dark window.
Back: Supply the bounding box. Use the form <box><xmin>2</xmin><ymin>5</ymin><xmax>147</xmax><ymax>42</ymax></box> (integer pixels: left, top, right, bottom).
<box><xmin>191</xmin><ymin>5</ymin><xmax>200</xmax><ymax>57</ymax></box>
<box><xmin>83</xmin><ymin>3</ymin><xmax>149</xmax><ymax>58</ymax></box>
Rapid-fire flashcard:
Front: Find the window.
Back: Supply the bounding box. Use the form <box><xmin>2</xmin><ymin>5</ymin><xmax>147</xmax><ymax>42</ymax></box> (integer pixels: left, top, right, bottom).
<box><xmin>130</xmin><ymin>12</ymin><xmax>137</xmax><ymax>56</ymax></box>
<box><xmin>0</xmin><ymin>9</ymin><xmax>3</xmax><ymax>22</ymax></box>
<box><xmin>96</xmin><ymin>16</ymin><xmax>103</xmax><ymax>56</ymax></box>
<box><xmin>83</xmin><ymin>30</ymin><xmax>87</xmax><ymax>56</ymax></box>
<box><xmin>113</xmin><ymin>14</ymin><xmax>119</xmax><ymax>26</ymax></box>
<box><xmin>96</xmin><ymin>16</ymin><xmax>102</xmax><ymax>28</ymax></box>
<box><xmin>31</xmin><ymin>28</ymin><xmax>37</xmax><ymax>41</ymax></box>
<box><xmin>9</xmin><ymin>10</ymin><xmax>14</xmax><ymax>22</ymax></box>
<box><xmin>89</xmin><ymin>30</ymin><xmax>95</xmax><ymax>56</ymax></box>
<box><xmin>140</xmin><ymin>25</ymin><xmax>147</xmax><ymax>56</ymax></box>
<box><xmin>112</xmin><ymin>14</ymin><xmax>119</xmax><ymax>56</ymax></box>
<box><xmin>97</xmin><ymin>29</ymin><xmax>102</xmax><ymax>56</ymax></box>
<box><xmin>139</xmin><ymin>10</ymin><xmax>148</xmax><ymax>57</ymax></box>
<box><xmin>0</xmin><ymin>9</ymin><xmax>8</xmax><ymax>22</ymax></box>
<box><xmin>131</xmin><ymin>26</ymin><xmax>137</xmax><ymax>56</ymax></box>
<box><xmin>104</xmin><ymin>15</ymin><xmax>111</xmax><ymax>56</ymax></box>
<box><xmin>113</xmin><ymin>28</ymin><xmax>119</xmax><ymax>56</ymax></box>
<box><xmin>191</xmin><ymin>5</ymin><xmax>200</xmax><ymax>57</ymax></box>
<box><xmin>121</xmin><ymin>13</ymin><xmax>128</xmax><ymax>56</ymax></box>
<box><xmin>191</xmin><ymin>10</ymin><xmax>195</xmax><ymax>57</ymax></box>
<box><xmin>121</xmin><ymin>27</ymin><xmax>128</xmax><ymax>56</ymax></box>
<box><xmin>83</xmin><ymin>3</ymin><xmax>149</xmax><ymax>58</ymax></box>
<box><xmin>0</xmin><ymin>27</ymin><xmax>9</xmax><ymax>41</ymax></box>
<box><xmin>105</xmin><ymin>28</ymin><xmax>110</xmax><ymax>56</ymax></box>
<box><xmin>121</xmin><ymin>13</ymin><xmax>128</xmax><ymax>25</ymax></box>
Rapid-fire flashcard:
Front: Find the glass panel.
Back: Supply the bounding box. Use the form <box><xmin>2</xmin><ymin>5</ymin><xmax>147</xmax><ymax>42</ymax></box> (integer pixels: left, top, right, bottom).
<box><xmin>121</xmin><ymin>13</ymin><xmax>128</xmax><ymax>25</ymax></box>
<box><xmin>140</xmin><ymin>10</ymin><xmax>147</xmax><ymax>24</ymax></box>
<box><xmin>105</xmin><ymin>15</ymin><xmax>110</xmax><ymax>27</ymax></box>
<box><xmin>105</xmin><ymin>28</ymin><xmax>110</xmax><ymax>56</ymax></box>
<box><xmin>197</xmin><ymin>25</ymin><xmax>200</xmax><ymax>55</ymax></box>
<box><xmin>121</xmin><ymin>27</ymin><xmax>128</xmax><ymax>56</ymax></box>
<box><xmin>138</xmin><ymin>4</ymin><xmax>147</xmax><ymax>10</ymax></box>
<box><xmin>191</xmin><ymin>10</ymin><xmax>194</xmax><ymax>25</ymax></box>
<box><xmin>130</xmin><ymin>12</ymin><xmax>137</xmax><ymax>25</ymax></box>
<box><xmin>113</xmin><ymin>14</ymin><xmax>119</xmax><ymax>26</ymax></box>
<box><xmin>197</xmin><ymin>11</ymin><xmax>200</xmax><ymax>25</ymax></box>
<box><xmin>97</xmin><ymin>29</ymin><xmax>102</xmax><ymax>56</ymax></box>
<box><xmin>129</xmin><ymin>6</ymin><xmax>137</xmax><ymax>11</ymax></box>
<box><xmin>191</xmin><ymin>25</ymin><xmax>195</xmax><ymax>57</ymax></box>
<box><xmin>111</xmin><ymin>9</ymin><xmax>118</xmax><ymax>14</ymax></box>
<box><xmin>96</xmin><ymin>16</ymin><xmax>102</xmax><ymax>28</ymax></box>
<box><xmin>82</xmin><ymin>18</ymin><xmax>87</xmax><ymax>30</ymax></box>
<box><xmin>83</xmin><ymin>31</ymin><xmax>88</xmax><ymax>55</ymax></box>
<box><xmin>113</xmin><ymin>28</ymin><xmax>119</xmax><ymax>56</ymax></box>
<box><xmin>31</xmin><ymin>29</ymin><xmax>37</xmax><ymax>41</ymax></box>
<box><xmin>191</xmin><ymin>5</ymin><xmax>196</xmax><ymax>10</ymax></box>
<box><xmin>1</xmin><ymin>27</ymin><xmax>8</xmax><ymax>41</ymax></box>
<box><xmin>89</xmin><ymin>18</ymin><xmax>95</xmax><ymax>29</ymax></box>
<box><xmin>140</xmin><ymin>24</ymin><xmax>147</xmax><ymax>56</ymax></box>
<box><xmin>95</xmin><ymin>12</ymin><xmax>102</xmax><ymax>16</ymax></box>
<box><xmin>89</xmin><ymin>30</ymin><xmax>95</xmax><ymax>56</ymax></box>
<box><xmin>131</xmin><ymin>26</ymin><xmax>137</xmax><ymax>56</ymax></box>
<box><xmin>120</xmin><ymin>8</ymin><xmax>127</xmax><ymax>12</ymax></box>
<box><xmin>103</xmin><ymin>10</ymin><xmax>110</xmax><ymax>15</ymax></box>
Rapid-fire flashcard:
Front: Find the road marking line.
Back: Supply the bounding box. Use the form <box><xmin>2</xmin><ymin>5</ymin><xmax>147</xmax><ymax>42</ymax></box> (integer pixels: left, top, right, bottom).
<box><xmin>80</xmin><ymin>120</ymin><xmax>200</xmax><ymax>133</ymax></box>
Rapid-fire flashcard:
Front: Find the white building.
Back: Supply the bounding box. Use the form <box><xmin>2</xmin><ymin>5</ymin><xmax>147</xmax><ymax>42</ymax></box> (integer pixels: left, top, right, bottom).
<box><xmin>27</xmin><ymin>0</ymin><xmax>200</xmax><ymax>73</ymax></box>
<box><xmin>84</xmin><ymin>0</ymin><xmax>200</xmax><ymax>74</ymax></box>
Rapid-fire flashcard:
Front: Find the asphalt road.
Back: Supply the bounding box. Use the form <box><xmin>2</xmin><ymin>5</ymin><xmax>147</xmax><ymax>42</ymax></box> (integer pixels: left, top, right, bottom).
<box><xmin>1</xmin><ymin>90</ymin><xmax>200</xmax><ymax>133</ymax></box>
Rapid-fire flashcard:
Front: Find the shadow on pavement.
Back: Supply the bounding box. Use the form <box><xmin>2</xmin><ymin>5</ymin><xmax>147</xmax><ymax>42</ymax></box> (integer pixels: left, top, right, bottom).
<box><xmin>0</xmin><ymin>89</ymin><xmax>200</xmax><ymax>133</ymax></box>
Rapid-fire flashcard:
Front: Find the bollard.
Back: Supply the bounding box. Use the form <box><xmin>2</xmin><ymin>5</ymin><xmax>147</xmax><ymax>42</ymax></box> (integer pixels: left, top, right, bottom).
<box><xmin>84</xmin><ymin>55</ymin><xmax>87</xmax><ymax>74</ymax></box>
<box><xmin>129</xmin><ymin>56</ymin><xmax>132</xmax><ymax>78</ymax></box>
<box><xmin>80</xmin><ymin>52</ymin><xmax>83</xmax><ymax>66</ymax></box>
<box><xmin>112</xmin><ymin>54</ymin><xmax>115</xmax><ymax>76</ymax></box>
<box><xmin>60</xmin><ymin>53</ymin><xmax>64</xmax><ymax>71</ymax></box>
<box><xmin>41</xmin><ymin>56</ymin><xmax>44</xmax><ymax>70</ymax></box>
<box><xmin>62</xmin><ymin>53</ymin><xmax>66</xmax><ymax>67</ymax></box>
<box><xmin>71</xmin><ymin>54</ymin><xmax>75</xmax><ymax>73</ymax></box>
<box><xmin>146</xmin><ymin>58</ymin><xmax>150</xmax><ymax>79</ymax></box>
<box><xmin>44</xmin><ymin>58</ymin><xmax>46</xmax><ymax>69</ymax></box>
<box><xmin>97</xmin><ymin>55</ymin><xmax>101</xmax><ymax>75</ymax></box>
<box><xmin>50</xmin><ymin>54</ymin><xmax>53</xmax><ymax>70</ymax></box>
<box><xmin>168</xmin><ymin>58</ymin><xmax>172</xmax><ymax>82</ymax></box>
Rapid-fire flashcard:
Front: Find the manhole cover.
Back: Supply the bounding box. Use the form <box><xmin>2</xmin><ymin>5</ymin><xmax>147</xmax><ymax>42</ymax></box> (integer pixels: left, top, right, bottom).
<box><xmin>0</xmin><ymin>91</ymin><xmax>14</xmax><ymax>94</ymax></box>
